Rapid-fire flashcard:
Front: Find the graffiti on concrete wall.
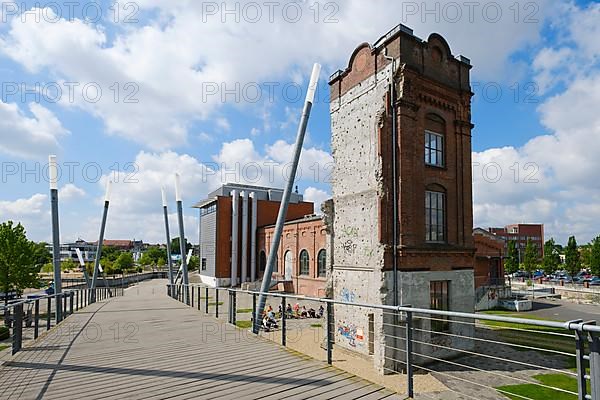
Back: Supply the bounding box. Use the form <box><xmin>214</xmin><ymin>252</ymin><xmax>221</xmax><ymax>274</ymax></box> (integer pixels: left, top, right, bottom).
<box><xmin>342</xmin><ymin>240</ymin><xmax>357</xmax><ymax>255</ymax></box>
<box><xmin>340</xmin><ymin>288</ymin><xmax>356</xmax><ymax>303</ymax></box>
<box><xmin>337</xmin><ymin>322</ymin><xmax>365</xmax><ymax>348</ymax></box>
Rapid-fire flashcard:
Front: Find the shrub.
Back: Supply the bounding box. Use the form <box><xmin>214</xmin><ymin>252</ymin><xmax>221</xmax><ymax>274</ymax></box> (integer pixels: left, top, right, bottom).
<box><xmin>0</xmin><ymin>326</ymin><xmax>9</xmax><ymax>340</ymax></box>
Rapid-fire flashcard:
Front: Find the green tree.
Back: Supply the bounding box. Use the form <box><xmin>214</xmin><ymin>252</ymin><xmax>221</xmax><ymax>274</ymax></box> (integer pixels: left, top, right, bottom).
<box><xmin>138</xmin><ymin>253</ymin><xmax>153</xmax><ymax>266</ymax></box>
<box><xmin>101</xmin><ymin>246</ymin><xmax>122</xmax><ymax>262</ymax></box>
<box><xmin>522</xmin><ymin>239</ymin><xmax>539</xmax><ymax>276</ymax></box>
<box><xmin>61</xmin><ymin>259</ymin><xmax>78</xmax><ymax>272</ymax></box>
<box><xmin>590</xmin><ymin>236</ymin><xmax>600</xmax><ymax>276</ymax></box>
<box><xmin>564</xmin><ymin>236</ymin><xmax>581</xmax><ymax>277</ymax></box>
<box><xmin>542</xmin><ymin>238</ymin><xmax>561</xmax><ymax>275</ymax></box>
<box><xmin>32</xmin><ymin>242</ymin><xmax>52</xmax><ymax>265</ymax></box>
<box><xmin>0</xmin><ymin>221</ymin><xmax>39</xmax><ymax>306</ymax></box>
<box><xmin>113</xmin><ymin>252</ymin><xmax>134</xmax><ymax>272</ymax></box>
<box><xmin>505</xmin><ymin>240</ymin><xmax>520</xmax><ymax>275</ymax></box>
<box><xmin>188</xmin><ymin>255</ymin><xmax>199</xmax><ymax>271</ymax></box>
<box><xmin>170</xmin><ymin>237</ymin><xmax>191</xmax><ymax>255</ymax></box>
<box><xmin>157</xmin><ymin>257</ymin><xmax>166</xmax><ymax>267</ymax></box>
<box><xmin>145</xmin><ymin>247</ymin><xmax>167</xmax><ymax>263</ymax></box>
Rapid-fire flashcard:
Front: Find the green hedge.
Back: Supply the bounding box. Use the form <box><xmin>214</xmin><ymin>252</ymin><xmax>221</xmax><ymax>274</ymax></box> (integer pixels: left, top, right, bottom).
<box><xmin>0</xmin><ymin>326</ymin><xmax>9</xmax><ymax>340</ymax></box>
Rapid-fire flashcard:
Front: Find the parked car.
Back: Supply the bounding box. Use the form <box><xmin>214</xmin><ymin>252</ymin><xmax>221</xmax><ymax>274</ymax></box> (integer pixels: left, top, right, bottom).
<box><xmin>588</xmin><ymin>277</ymin><xmax>600</xmax><ymax>286</ymax></box>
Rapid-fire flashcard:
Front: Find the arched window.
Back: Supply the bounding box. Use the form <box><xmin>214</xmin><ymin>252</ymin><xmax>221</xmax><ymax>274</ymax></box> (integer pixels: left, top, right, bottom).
<box><xmin>259</xmin><ymin>251</ymin><xmax>266</xmax><ymax>272</ymax></box>
<box><xmin>299</xmin><ymin>250</ymin><xmax>310</xmax><ymax>276</ymax></box>
<box><xmin>284</xmin><ymin>250</ymin><xmax>293</xmax><ymax>281</ymax></box>
<box><xmin>317</xmin><ymin>249</ymin><xmax>327</xmax><ymax>277</ymax></box>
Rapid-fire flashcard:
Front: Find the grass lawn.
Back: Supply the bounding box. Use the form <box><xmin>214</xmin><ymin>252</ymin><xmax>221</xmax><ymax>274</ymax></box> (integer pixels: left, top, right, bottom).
<box><xmin>208</xmin><ymin>302</ymin><xmax>224</xmax><ymax>306</ymax></box>
<box><xmin>497</xmin><ymin>373</ymin><xmax>587</xmax><ymax>400</ymax></box>
<box><xmin>478</xmin><ymin>310</ymin><xmax>574</xmax><ymax>354</ymax></box>
<box><xmin>310</xmin><ymin>323</ymin><xmax>322</xmax><ymax>328</ymax></box>
<box><xmin>235</xmin><ymin>321</ymin><xmax>253</xmax><ymax>329</ymax></box>
<box><xmin>236</xmin><ymin>308</ymin><xmax>253</xmax><ymax>313</ymax></box>
<box><xmin>0</xmin><ymin>344</ymin><xmax>9</xmax><ymax>352</ymax></box>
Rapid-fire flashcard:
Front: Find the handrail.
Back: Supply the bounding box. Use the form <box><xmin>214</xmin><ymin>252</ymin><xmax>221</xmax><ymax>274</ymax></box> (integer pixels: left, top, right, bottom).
<box><xmin>168</xmin><ymin>282</ymin><xmax>600</xmax><ymax>333</ymax></box>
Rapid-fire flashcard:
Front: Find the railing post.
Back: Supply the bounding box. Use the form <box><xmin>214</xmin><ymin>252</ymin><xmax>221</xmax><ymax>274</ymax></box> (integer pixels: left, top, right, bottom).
<box><xmin>232</xmin><ymin>290</ymin><xmax>237</xmax><ymax>326</ymax></box>
<box><xmin>46</xmin><ymin>297</ymin><xmax>51</xmax><ymax>330</ymax></box>
<box><xmin>405</xmin><ymin>309</ymin><xmax>414</xmax><ymax>399</ymax></box>
<box><xmin>197</xmin><ymin>287</ymin><xmax>201</xmax><ymax>311</ymax></box>
<box><xmin>62</xmin><ymin>293</ymin><xmax>67</xmax><ymax>320</ymax></box>
<box><xmin>12</xmin><ymin>303</ymin><xmax>23</xmax><ymax>355</ymax></box>
<box><xmin>70</xmin><ymin>292</ymin><xmax>74</xmax><ymax>314</ymax></box>
<box><xmin>281</xmin><ymin>296</ymin><xmax>286</xmax><ymax>346</ymax></box>
<box><xmin>326</xmin><ymin>302</ymin><xmax>333</xmax><ymax>365</ymax></box>
<box><xmin>575</xmin><ymin>330</ymin><xmax>588</xmax><ymax>400</ymax></box>
<box><xmin>590</xmin><ymin>331</ymin><xmax>600</xmax><ymax>400</ymax></box>
<box><xmin>215</xmin><ymin>289</ymin><xmax>219</xmax><ymax>318</ymax></box>
<box><xmin>34</xmin><ymin>300</ymin><xmax>39</xmax><ymax>339</ymax></box>
<box><xmin>228</xmin><ymin>290</ymin><xmax>232</xmax><ymax>324</ymax></box>
<box><xmin>205</xmin><ymin>288</ymin><xmax>209</xmax><ymax>314</ymax></box>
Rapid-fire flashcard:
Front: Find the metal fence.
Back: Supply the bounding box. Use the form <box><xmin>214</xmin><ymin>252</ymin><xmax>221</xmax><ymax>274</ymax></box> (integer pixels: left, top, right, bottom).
<box><xmin>1</xmin><ymin>287</ymin><xmax>124</xmax><ymax>356</ymax></box>
<box><xmin>168</xmin><ymin>283</ymin><xmax>600</xmax><ymax>400</ymax></box>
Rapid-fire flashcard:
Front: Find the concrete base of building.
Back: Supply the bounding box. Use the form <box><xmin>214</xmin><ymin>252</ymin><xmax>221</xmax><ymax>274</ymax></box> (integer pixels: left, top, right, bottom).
<box><xmin>332</xmin><ymin>269</ymin><xmax>475</xmax><ymax>375</ymax></box>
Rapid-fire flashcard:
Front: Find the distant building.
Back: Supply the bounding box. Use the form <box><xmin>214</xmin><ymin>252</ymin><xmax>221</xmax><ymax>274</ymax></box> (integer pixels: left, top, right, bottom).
<box><xmin>488</xmin><ymin>224</ymin><xmax>544</xmax><ymax>259</ymax></box>
<box><xmin>193</xmin><ymin>183</ymin><xmax>315</xmax><ymax>288</ymax></box>
<box><xmin>258</xmin><ymin>215</ymin><xmax>328</xmax><ymax>297</ymax></box>
<box><xmin>52</xmin><ymin>239</ymin><xmax>145</xmax><ymax>264</ymax></box>
<box><xmin>473</xmin><ymin>228</ymin><xmax>504</xmax><ymax>287</ymax></box>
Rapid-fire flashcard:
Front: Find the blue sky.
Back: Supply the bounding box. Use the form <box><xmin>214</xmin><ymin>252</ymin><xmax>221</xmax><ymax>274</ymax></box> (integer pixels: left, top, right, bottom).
<box><xmin>1</xmin><ymin>0</ymin><xmax>599</xmax><ymax>245</ymax></box>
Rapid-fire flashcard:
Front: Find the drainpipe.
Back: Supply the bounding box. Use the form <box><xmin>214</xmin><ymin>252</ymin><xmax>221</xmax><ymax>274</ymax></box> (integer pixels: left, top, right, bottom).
<box><xmin>241</xmin><ymin>191</ymin><xmax>249</xmax><ymax>284</ymax></box>
<box><xmin>384</xmin><ymin>49</ymin><xmax>400</xmax><ymax>308</ymax></box>
<box><xmin>250</xmin><ymin>192</ymin><xmax>257</xmax><ymax>282</ymax></box>
<box><xmin>231</xmin><ymin>190</ymin><xmax>239</xmax><ymax>287</ymax></box>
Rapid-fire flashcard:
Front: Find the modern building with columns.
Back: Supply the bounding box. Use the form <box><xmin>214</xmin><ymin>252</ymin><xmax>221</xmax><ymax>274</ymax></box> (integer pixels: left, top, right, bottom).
<box><xmin>193</xmin><ymin>183</ymin><xmax>314</xmax><ymax>288</ymax></box>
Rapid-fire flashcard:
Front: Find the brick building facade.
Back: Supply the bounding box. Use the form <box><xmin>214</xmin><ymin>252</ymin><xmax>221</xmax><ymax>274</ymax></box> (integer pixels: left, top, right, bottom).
<box><xmin>257</xmin><ymin>215</ymin><xmax>328</xmax><ymax>297</ymax></box>
<box><xmin>328</xmin><ymin>24</ymin><xmax>475</xmax><ymax>372</ymax></box>
<box><xmin>473</xmin><ymin>228</ymin><xmax>504</xmax><ymax>288</ymax></box>
<box><xmin>488</xmin><ymin>224</ymin><xmax>544</xmax><ymax>259</ymax></box>
<box><xmin>194</xmin><ymin>184</ymin><xmax>314</xmax><ymax>287</ymax></box>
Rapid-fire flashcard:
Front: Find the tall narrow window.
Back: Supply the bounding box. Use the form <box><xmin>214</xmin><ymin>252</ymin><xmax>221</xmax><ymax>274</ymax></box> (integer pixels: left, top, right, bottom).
<box><xmin>425</xmin><ymin>190</ymin><xmax>446</xmax><ymax>242</ymax></box>
<box><xmin>425</xmin><ymin>130</ymin><xmax>444</xmax><ymax>167</ymax></box>
<box><xmin>317</xmin><ymin>249</ymin><xmax>327</xmax><ymax>277</ymax></box>
<box><xmin>259</xmin><ymin>251</ymin><xmax>266</xmax><ymax>272</ymax></box>
<box><xmin>299</xmin><ymin>250</ymin><xmax>310</xmax><ymax>276</ymax></box>
<box><xmin>430</xmin><ymin>281</ymin><xmax>450</xmax><ymax>332</ymax></box>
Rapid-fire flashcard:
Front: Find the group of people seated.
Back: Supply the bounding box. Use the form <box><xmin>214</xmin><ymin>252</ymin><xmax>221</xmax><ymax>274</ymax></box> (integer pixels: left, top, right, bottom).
<box><xmin>260</xmin><ymin>303</ymin><xmax>325</xmax><ymax>331</ymax></box>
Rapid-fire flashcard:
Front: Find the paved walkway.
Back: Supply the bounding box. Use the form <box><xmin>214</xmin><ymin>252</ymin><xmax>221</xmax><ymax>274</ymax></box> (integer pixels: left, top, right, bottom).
<box><xmin>0</xmin><ymin>280</ymin><xmax>402</xmax><ymax>400</ymax></box>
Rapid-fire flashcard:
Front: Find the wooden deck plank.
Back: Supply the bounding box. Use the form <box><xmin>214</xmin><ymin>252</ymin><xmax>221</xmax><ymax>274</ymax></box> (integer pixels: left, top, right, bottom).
<box><xmin>0</xmin><ymin>280</ymin><xmax>399</xmax><ymax>400</ymax></box>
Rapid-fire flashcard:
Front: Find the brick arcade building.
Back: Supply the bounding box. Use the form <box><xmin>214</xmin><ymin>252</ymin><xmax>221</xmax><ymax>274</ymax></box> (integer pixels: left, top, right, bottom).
<box><xmin>257</xmin><ymin>215</ymin><xmax>329</xmax><ymax>297</ymax></box>
<box><xmin>327</xmin><ymin>24</ymin><xmax>476</xmax><ymax>372</ymax></box>
<box><xmin>488</xmin><ymin>223</ymin><xmax>544</xmax><ymax>259</ymax></box>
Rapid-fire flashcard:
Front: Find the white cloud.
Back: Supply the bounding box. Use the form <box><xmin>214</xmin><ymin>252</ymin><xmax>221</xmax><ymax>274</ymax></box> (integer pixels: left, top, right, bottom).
<box><xmin>0</xmin><ymin>101</ymin><xmax>68</xmax><ymax>159</ymax></box>
<box><xmin>473</xmin><ymin>3</ymin><xmax>600</xmax><ymax>244</ymax></box>
<box><xmin>0</xmin><ymin>193</ymin><xmax>47</xmax><ymax>216</ymax></box>
<box><xmin>0</xmin><ymin>1</ymin><xmax>559</xmax><ymax>149</ymax></box>
<box><xmin>303</xmin><ymin>187</ymin><xmax>330</xmax><ymax>214</ymax></box>
<box><xmin>59</xmin><ymin>184</ymin><xmax>86</xmax><ymax>200</ymax></box>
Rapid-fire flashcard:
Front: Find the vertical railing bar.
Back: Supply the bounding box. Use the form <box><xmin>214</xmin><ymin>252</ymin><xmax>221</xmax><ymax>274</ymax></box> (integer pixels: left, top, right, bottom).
<box><xmin>34</xmin><ymin>300</ymin><xmax>39</xmax><ymax>339</ymax></box>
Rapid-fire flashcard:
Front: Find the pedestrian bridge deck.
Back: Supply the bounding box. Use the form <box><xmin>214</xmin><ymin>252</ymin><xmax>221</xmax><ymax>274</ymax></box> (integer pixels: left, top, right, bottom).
<box><xmin>0</xmin><ymin>280</ymin><xmax>401</xmax><ymax>400</ymax></box>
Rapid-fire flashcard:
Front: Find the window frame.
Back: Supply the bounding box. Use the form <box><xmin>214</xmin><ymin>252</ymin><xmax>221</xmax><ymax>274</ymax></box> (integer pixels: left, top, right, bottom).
<box><xmin>299</xmin><ymin>249</ymin><xmax>310</xmax><ymax>276</ymax></box>
<box><xmin>425</xmin><ymin>190</ymin><xmax>446</xmax><ymax>243</ymax></box>
<box><xmin>317</xmin><ymin>249</ymin><xmax>327</xmax><ymax>278</ymax></box>
<box><xmin>425</xmin><ymin>130</ymin><xmax>445</xmax><ymax>167</ymax></box>
<box><xmin>430</xmin><ymin>280</ymin><xmax>450</xmax><ymax>332</ymax></box>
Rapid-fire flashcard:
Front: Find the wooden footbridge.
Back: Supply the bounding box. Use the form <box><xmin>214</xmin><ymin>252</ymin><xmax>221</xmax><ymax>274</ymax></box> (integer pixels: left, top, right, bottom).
<box><xmin>0</xmin><ymin>280</ymin><xmax>401</xmax><ymax>400</ymax></box>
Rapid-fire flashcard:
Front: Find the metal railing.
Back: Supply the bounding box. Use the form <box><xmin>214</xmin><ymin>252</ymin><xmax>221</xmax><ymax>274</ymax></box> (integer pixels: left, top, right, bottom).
<box><xmin>167</xmin><ymin>283</ymin><xmax>600</xmax><ymax>400</ymax></box>
<box><xmin>1</xmin><ymin>286</ymin><xmax>124</xmax><ymax>356</ymax></box>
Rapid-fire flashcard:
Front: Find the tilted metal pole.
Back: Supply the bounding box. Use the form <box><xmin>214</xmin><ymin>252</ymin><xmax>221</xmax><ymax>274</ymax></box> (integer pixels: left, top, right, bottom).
<box><xmin>175</xmin><ymin>174</ymin><xmax>190</xmax><ymax>305</ymax></box>
<box><xmin>49</xmin><ymin>155</ymin><xmax>63</xmax><ymax>323</ymax></box>
<box><xmin>253</xmin><ymin>63</ymin><xmax>321</xmax><ymax>334</ymax></box>
<box><xmin>162</xmin><ymin>188</ymin><xmax>175</xmax><ymax>289</ymax></box>
<box><xmin>91</xmin><ymin>181</ymin><xmax>112</xmax><ymax>303</ymax></box>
